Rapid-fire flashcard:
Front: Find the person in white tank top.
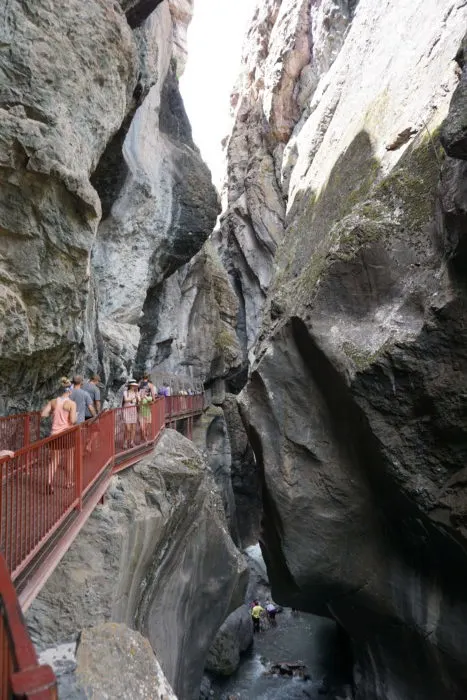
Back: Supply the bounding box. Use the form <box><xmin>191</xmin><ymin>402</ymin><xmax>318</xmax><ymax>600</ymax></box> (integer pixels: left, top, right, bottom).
<box><xmin>41</xmin><ymin>378</ymin><xmax>77</xmax><ymax>492</ymax></box>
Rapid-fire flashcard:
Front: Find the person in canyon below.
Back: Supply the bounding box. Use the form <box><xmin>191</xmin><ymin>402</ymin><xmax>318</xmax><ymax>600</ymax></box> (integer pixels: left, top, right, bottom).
<box><xmin>266</xmin><ymin>601</ymin><xmax>278</xmax><ymax>625</ymax></box>
<box><xmin>41</xmin><ymin>377</ymin><xmax>77</xmax><ymax>491</ymax></box>
<box><xmin>122</xmin><ymin>380</ymin><xmax>140</xmax><ymax>448</ymax></box>
<box><xmin>251</xmin><ymin>601</ymin><xmax>265</xmax><ymax>633</ymax></box>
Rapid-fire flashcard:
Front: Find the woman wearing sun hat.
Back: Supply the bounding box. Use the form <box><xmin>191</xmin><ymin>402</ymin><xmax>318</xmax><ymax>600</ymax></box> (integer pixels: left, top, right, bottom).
<box><xmin>122</xmin><ymin>379</ymin><xmax>140</xmax><ymax>448</ymax></box>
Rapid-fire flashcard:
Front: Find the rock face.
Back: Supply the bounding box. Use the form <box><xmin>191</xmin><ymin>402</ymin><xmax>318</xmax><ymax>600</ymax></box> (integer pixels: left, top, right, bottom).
<box><xmin>215</xmin><ymin>0</ymin><xmax>356</xmax><ymax>361</ymax></box>
<box><xmin>0</xmin><ymin>0</ymin><xmax>136</xmax><ymax>413</ymax></box>
<box><xmin>192</xmin><ymin>404</ymin><xmax>240</xmax><ymax>544</ymax></box>
<box><xmin>219</xmin><ymin>1</ymin><xmax>467</xmax><ymax>699</ymax></box>
<box><xmin>27</xmin><ymin>431</ymin><xmax>246</xmax><ymax>700</ymax></box>
<box><xmin>136</xmin><ymin>242</ymin><xmax>242</xmax><ymax>384</ymax></box>
<box><xmin>0</xmin><ymin>0</ymin><xmax>218</xmax><ymax>411</ymax></box>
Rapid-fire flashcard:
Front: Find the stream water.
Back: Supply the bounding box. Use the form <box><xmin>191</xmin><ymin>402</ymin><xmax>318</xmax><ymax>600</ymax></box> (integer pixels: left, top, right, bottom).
<box><xmin>209</xmin><ymin>608</ymin><xmax>352</xmax><ymax>700</ymax></box>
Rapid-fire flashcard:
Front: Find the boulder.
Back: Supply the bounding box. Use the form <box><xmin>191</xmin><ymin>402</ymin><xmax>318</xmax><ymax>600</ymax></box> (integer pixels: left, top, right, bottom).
<box><xmin>205</xmin><ymin>605</ymin><xmax>253</xmax><ymax>676</ymax></box>
<box><xmin>75</xmin><ymin>623</ymin><xmax>177</xmax><ymax>699</ymax></box>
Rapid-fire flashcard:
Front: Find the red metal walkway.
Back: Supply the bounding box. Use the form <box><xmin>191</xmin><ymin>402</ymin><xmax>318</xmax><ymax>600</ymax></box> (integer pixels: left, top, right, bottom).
<box><xmin>0</xmin><ymin>394</ymin><xmax>203</xmax><ymax>698</ymax></box>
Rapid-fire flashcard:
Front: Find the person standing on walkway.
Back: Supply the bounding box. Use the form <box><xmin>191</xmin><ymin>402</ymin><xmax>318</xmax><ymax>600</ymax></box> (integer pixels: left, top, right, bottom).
<box><xmin>138</xmin><ymin>384</ymin><xmax>154</xmax><ymax>441</ymax></box>
<box><xmin>41</xmin><ymin>378</ymin><xmax>77</xmax><ymax>491</ymax></box>
<box><xmin>122</xmin><ymin>380</ymin><xmax>140</xmax><ymax>448</ymax></box>
<box><xmin>83</xmin><ymin>374</ymin><xmax>102</xmax><ymax>418</ymax></box>
<box><xmin>70</xmin><ymin>376</ymin><xmax>95</xmax><ymax>424</ymax></box>
<box><xmin>139</xmin><ymin>373</ymin><xmax>156</xmax><ymax>400</ymax></box>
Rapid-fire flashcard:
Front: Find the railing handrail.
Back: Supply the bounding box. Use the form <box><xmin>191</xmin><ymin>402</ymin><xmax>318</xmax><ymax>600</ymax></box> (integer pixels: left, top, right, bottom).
<box><xmin>0</xmin><ymin>395</ymin><xmax>204</xmax><ymax>453</ymax></box>
<box><xmin>0</xmin><ymin>424</ymin><xmax>80</xmax><ymax>463</ymax></box>
<box><xmin>0</xmin><ymin>552</ymin><xmax>56</xmax><ymax>698</ymax></box>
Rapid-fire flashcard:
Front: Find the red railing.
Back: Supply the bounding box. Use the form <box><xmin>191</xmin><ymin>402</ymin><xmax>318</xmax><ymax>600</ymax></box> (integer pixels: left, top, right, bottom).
<box><xmin>0</xmin><ymin>552</ymin><xmax>56</xmax><ymax>699</ymax></box>
<box><xmin>165</xmin><ymin>394</ymin><xmax>204</xmax><ymax>422</ymax></box>
<box><xmin>0</xmin><ymin>414</ymin><xmax>41</xmax><ymax>454</ymax></box>
<box><xmin>0</xmin><ymin>395</ymin><xmax>202</xmax><ymax>583</ymax></box>
<box><xmin>81</xmin><ymin>411</ymin><xmax>114</xmax><ymax>497</ymax></box>
<box><xmin>0</xmin><ymin>428</ymin><xmax>80</xmax><ymax>580</ymax></box>
<box><xmin>0</xmin><ymin>393</ymin><xmax>203</xmax><ymax>699</ymax></box>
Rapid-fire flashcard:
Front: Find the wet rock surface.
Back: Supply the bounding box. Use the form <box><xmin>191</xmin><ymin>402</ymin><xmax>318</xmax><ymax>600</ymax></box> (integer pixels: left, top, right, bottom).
<box><xmin>28</xmin><ymin>431</ymin><xmax>246</xmax><ymax>700</ymax></box>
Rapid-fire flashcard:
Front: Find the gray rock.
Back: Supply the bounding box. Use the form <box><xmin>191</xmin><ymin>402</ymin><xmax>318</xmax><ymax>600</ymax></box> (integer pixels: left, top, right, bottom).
<box><xmin>244</xmin><ymin>544</ymin><xmax>271</xmax><ymax>605</ymax></box>
<box><xmin>225</xmin><ymin>3</ymin><xmax>467</xmax><ymax>699</ymax></box>
<box><xmin>0</xmin><ymin>0</ymin><xmax>217</xmax><ymax>409</ymax></box>
<box><xmin>136</xmin><ymin>242</ymin><xmax>242</xmax><ymax>383</ymax></box>
<box><xmin>223</xmin><ymin>394</ymin><xmax>261</xmax><ymax>546</ymax></box>
<box><xmin>94</xmin><ymin>5</ymin><xmax>219</xmax><ymax>396</ymax></box>
<box><xmin>76</xmin><ymin>623</ymin><xmax>177</xmax><ymax>698</ymax></box>
<box><xmin>192</xmin><ymin>405</ymin><xmax>239</xmax><ymax>544</ymax></box>
<box><xmin>27</xmin><ymin>431</ymin><xmax>247</xmax><ymax>700</ymax></box>
<box><xmin>198</xmin><ymin>675</ymin><xmax>213</xmax><ymax>700</ymax></box>
<box><xmin>205</xmin><ymin>605</ymin><xmax>253</xmax><ymax>677</ymax></box>
<box><xmin>0</xmin><ymin>0</ymin><xmax>137</xmax><ymax>413</ymax></box>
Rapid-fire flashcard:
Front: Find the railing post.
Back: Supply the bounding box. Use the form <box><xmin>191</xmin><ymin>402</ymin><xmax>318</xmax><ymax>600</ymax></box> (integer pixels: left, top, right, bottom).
<box><xmin>110</xmin><ymin>410</ymin><xmax>116</xmax><ymax>469</ymax></box>
<box><xmin>23</xmin><ymin>414</ymin><xmax>30</xmax><ymax>448</ymax></box>
<box><xmin>75</xmin><ymin>426</ymin><xmax>83</xmax><ymax>512</ymax></box>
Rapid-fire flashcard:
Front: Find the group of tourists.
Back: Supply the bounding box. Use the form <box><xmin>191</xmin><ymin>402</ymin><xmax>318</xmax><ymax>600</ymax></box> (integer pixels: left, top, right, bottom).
<box><xmin>1</xmin><ymin>372</ymin><xmax>199</xmax><ymax>486</ymax></box>
<box><xmin>121</xmin><ymin>375</ymin><xmax>158</xmax><ymax>447</ymax></box>
<box><xmin>41</xmin><ymin>374</ymin><xmax>102</xmax><ymax>432</ymax></box>
<box><xmin>250</xmin><ymin>600</ymin><xmax>278</xmax><ymax>632</ymax></box>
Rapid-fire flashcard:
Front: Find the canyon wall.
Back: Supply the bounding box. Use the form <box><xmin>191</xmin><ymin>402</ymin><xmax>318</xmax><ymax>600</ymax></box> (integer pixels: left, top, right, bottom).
<box><xmin>219</xmin><ymin>1</ymin><xmax>467</xmax><ymax>698</ymax></box>
<box><xmin>0</xmin><ymin>0</ymin><xmax>219</xmax><ymax>413</ymax></box>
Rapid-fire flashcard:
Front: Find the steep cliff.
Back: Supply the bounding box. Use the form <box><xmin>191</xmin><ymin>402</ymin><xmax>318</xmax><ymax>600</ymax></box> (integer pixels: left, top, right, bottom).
<box><xmin>27</xmin><ymin>430</ymin><xmax>246</xmax><ymax>700</ymax></box>
<box><xmin>0</xmin><ymin>0</ymin><xmax>218</xmax><ymax>412</ymax></box>
<box><xmin>218</xmin><ymin>1</ymin><xmax>467</xmax><ymax>698</ymax></box>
